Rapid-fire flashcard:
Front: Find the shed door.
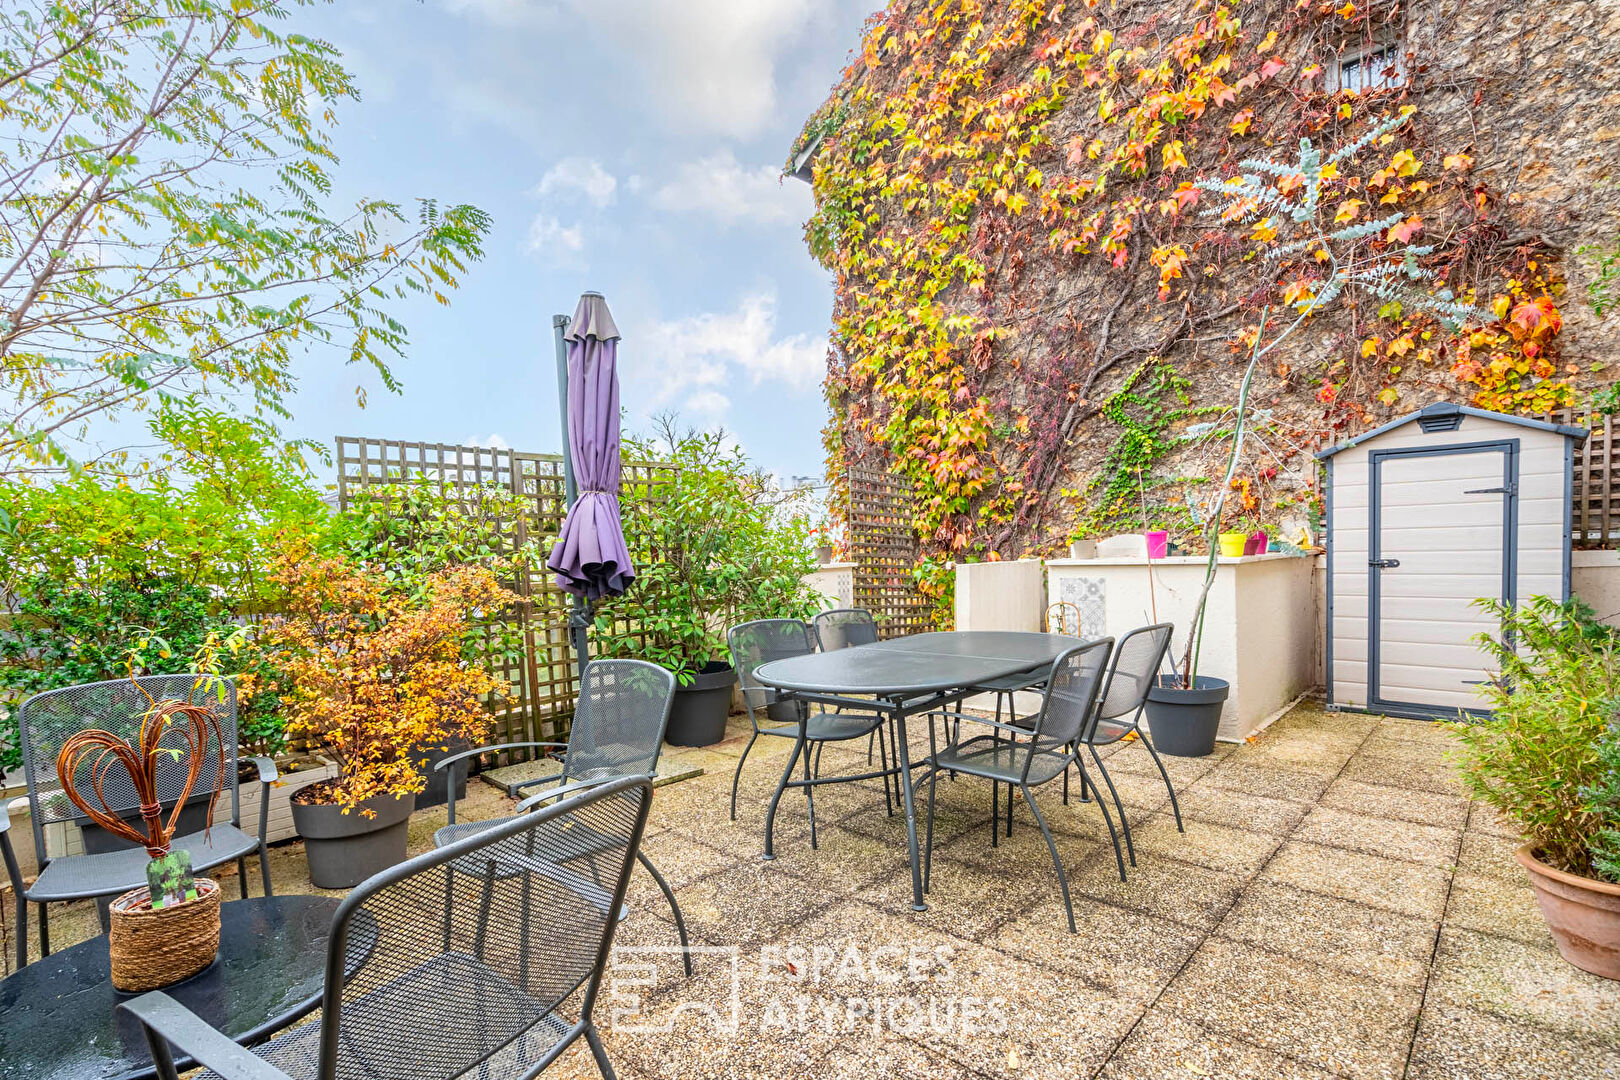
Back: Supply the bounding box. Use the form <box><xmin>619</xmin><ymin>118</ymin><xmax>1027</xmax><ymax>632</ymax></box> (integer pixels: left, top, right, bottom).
<box><xmin>1370</xmin><ymin>442</ymin><xmax>1516</xmax><ymax>716</ymax></box>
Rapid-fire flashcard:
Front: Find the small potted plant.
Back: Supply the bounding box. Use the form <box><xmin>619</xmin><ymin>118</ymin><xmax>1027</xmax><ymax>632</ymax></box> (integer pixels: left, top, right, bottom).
<box><xmin>1453</xmin><ymin>596</ymin><xmax>1620</xmax><ymax>979</ymax></box>
<box><xmin>1243</xmin><ymin>517</ymin><xmax>1270</xmax><ymax>556</ymax></box>
<box><xmin>58</xmin><ymin>692</ymin><xmax>227</xmax><ymax>992</ymax></box>
<box><xmin>810</xmin><ymin>522</ymin><xmax>835</xmax><ymax>565</ymax></box>
<box><xmin>267</xmin><ymin>546</ymin><xmax>512</xmax><ymax>888</ymax></box>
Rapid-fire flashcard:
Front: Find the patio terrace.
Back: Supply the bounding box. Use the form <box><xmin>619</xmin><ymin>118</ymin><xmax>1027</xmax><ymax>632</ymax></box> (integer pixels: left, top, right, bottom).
<box><xmin>17</xmin><ymin>700</ymin><xmax>1620</xmax><ymax>1080</ymax></box>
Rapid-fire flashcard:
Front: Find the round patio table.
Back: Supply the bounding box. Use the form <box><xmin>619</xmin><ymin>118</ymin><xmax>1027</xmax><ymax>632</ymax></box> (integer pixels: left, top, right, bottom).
<box><xmin>754</xmin><ymin>630</ymin><xmax>1081</xmax><ymax>911</ymax></box>
<box><xmin>0</xmin><ymin>894</ymin><xmax>374</xmax><ymax>1080</ymax></box>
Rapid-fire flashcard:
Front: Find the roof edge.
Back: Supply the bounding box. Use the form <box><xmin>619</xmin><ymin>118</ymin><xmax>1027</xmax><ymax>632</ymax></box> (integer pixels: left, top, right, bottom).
<box><xmin>1315</xmin><ymin>401</ymin><xmax>1587</xmax><ymax>459</ymax></box>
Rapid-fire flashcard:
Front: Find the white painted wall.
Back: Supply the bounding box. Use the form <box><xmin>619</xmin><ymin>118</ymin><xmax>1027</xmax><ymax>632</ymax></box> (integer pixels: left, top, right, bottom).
<box><xmin>805</xmin><ymin>561</ymin><xmax>855</xmax><ymax>608</ymax></box>
<box><xmin>954</xmin><ymin>559</ymin><xmax>1045</xmax><ymax>632</ymax></box>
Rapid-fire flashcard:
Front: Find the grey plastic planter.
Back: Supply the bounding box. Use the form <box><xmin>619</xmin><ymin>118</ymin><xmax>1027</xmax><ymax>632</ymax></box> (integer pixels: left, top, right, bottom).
<box><xmin>666</xmin><ymin>661</ymin><xmax>737</xmax><ymax>747</ymax></box>
<box><xmin>289</xmin><ymin>790</ymin><xmax>413</xmax><ymax>889</ymax></box>
<box><xmin>1145</xmin><ymin>675</ymin><xmax>1229</xmax><ymax>757</ymax></box>
<box><xmin>413</xmin><ymin>738</ymin><xmax>469</xmax><ymax>810</ymax></box>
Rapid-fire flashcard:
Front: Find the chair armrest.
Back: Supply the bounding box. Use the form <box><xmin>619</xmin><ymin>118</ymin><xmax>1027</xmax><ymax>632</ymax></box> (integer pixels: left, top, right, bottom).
<box><xmin>117</xmin><ymin>993</ymin><xmax>293</xmax><ymax>1080</ymax></box>
<box><xmin>250</xmin><ymin>756</ymin><xmax>279</xmax><ymax>784</ymax></box>
<box><xmin>433</xmin><ymin>741</ymin><xmax>567</xmax><ymax>773</ymax></box>
<box><xmin>514</xmin><ymin>775</ymin><xmax>625</xmax><ymax>813</ymax></box>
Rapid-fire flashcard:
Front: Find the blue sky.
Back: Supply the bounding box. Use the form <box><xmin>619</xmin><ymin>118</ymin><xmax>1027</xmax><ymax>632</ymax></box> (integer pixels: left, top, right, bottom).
<box><xmin>280</xmin><ymin>0</ymin><xmax>873</xmax><ymax>485</ymax></box>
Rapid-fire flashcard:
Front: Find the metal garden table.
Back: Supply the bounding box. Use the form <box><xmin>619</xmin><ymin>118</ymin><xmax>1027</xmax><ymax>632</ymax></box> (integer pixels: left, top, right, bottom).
<box><xmin>0</xmin><ymin>895</ymin><xmax>376</xmax><ymax>1080</ymax></box>
<box><xmin>752</xmin><ymin>630</ymin><xmax>1081</xmax><ymax>911</ymax></box>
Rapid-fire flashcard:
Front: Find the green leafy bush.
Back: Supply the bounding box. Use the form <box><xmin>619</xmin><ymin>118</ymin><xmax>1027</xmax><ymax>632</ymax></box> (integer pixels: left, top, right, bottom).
<box><xmin>1583</xmin><ymin>731</ymin><xmax>1620</xmax><ymax>882</ymax></box>
<box><xmin>1452</xmin><ymin>596</ymin><xmax>1620</xmax><ymax>878</ymax></box>
<box><xmin>592</xmin><ymin>422</ymin><xmax>823</xmax><ymax>682</ymax></box>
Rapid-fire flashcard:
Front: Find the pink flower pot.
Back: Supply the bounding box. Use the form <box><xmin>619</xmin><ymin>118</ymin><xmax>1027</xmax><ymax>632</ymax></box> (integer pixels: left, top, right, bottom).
<box><xmin>1244</xmin><ymin>531</ymin><xmax>1269</xmax><ymax>556</ymax></box>
<box><xmin>1144</xmin><ymin>531</ymin><xmax>1168</xmax><ymax>559</ymax></box>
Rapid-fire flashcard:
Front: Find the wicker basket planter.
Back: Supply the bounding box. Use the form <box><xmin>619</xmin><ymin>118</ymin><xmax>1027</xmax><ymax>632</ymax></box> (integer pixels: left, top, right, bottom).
<box><xmin>108</xmin><ymin>878</ymin><xmax>222</xmax><ymax>992</ymax></box>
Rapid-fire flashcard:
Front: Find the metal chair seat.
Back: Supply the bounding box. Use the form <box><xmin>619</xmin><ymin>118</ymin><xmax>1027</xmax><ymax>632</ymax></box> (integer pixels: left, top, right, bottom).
<box><xmin>1088</xmin><ymin>716</ymin><xmax>1137</xmax><ymax>745</ymax></box>
<box><xmin>199</xmin><ymin>953</ymin><xmax>574</xmax><ymax>1080</ymax></box>
<box><xmin>930</xmin><ymin>736</ymin><xmax>1070</xmax><ymax>787</ymax></box>
<box><xmin>967</xmin><ymin>668</ymin><xmax>1047</xmax><ymax>694</ymax></box>
<box><xmin>757</xmin><ymin>711</ymin><xmax>884</xmax><ymax>742</ymax></box>
<box><xmin>28</xmin><ymin>824</ymin><xmax>261</xmax><ymax>902</ymax></box>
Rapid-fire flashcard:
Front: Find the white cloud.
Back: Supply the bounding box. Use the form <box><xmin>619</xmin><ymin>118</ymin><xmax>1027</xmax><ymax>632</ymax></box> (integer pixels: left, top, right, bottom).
<box><xmin>635</xmin><ymin>292</ymin><xmax>824</xmax><ymax>420</ymax></box>
<box><xmin>443</xmin><ymin>0</ymin><xmax>815</xmax><ymax>137</ymax></box>
<box><xmin>532</xmin><ymin>156</ymin><xmax>618</xmax><ymax>208</ymax></box>
<box><xmin>468</xmin><ymin>433</ymin><xmax>512</xmax><ymax>450</ymax></box>
<box><xmin>652</xmin><ymin>150</ymin><xmax>810</xmax><ymax>227</ymax></box>
<box><xmin>525</xmin><ymin>214</ymin><xmax>586</xmax><ymax>264</ymax></box>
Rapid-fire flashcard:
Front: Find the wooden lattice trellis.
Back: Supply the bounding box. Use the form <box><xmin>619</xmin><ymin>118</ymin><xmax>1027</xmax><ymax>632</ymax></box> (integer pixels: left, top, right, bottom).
<box><xmin>846</xmin><ymin>464</ymin><xmax>934</xmax><ymax>638</ymax></box>
<box><xmin>1547</xmin><ymin>408</ymin><xmax>1620</xmax><ymax>550</ymax></box>
<box><xmin>334</xmin><ymin>437</ymin><xmax>675</xmax><ymax>745</ymax></box>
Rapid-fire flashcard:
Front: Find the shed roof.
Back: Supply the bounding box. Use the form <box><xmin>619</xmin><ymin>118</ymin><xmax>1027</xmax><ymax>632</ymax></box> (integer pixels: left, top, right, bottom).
<box><xmin>1314</xmin><ymin>401</ymin><xmax>1587</xmax><ymax>460</ymax></box>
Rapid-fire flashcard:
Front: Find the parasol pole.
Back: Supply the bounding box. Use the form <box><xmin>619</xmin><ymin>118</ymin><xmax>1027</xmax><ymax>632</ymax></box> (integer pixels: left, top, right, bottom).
<box><xmin>552</xmin><ymin>312</ymin><xmax>592</xmax><ymax>686</ymax></box>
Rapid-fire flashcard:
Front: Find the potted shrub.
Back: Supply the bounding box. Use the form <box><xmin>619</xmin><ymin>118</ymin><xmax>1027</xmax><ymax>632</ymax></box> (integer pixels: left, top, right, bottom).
<box><xmin>267</xmin><ymin>545</ymin><xmax>513</xmax><ymax>888</ymax></box>
<box><xmin>58</xmin><ymin>693</ymin><xmax>227</xmax><ymax>991</ymax></box>
<box><xmin>593</xmin><ymin>421</ymin><xmax>824</xmax><ymax>746</ymax></box>
<box><xmin>1453</xmin><ymin>597</ymin><xmax>1620</xmax><ymax>979</ymax></box>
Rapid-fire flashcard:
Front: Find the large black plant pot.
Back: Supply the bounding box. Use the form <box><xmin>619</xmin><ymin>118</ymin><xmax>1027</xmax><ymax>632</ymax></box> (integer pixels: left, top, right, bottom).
<box><xmin>413</xmin><ymin>738</ymin><xmax>469</xmax><ymax>810</ymax></box>
<box><xmin>290</xmin><ymin>790</ymin><xmax>413</xmax><ymax>889</ymax></box>
<box><xmin>666</xmin><ymin>661</ymin><xmax>738</xmax><ymax>747</ymax></box>
<box><xmin>1145</xmin><ymin>675</ymin><xmax>1230</xmax><ymax>757</ymax></box>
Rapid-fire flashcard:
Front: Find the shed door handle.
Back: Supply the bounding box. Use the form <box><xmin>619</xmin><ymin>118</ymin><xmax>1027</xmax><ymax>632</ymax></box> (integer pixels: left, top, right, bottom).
<box><xmin>1369</xmin><ymin>558</ymin><xmax>1400</xmax><ymax>569</ymax></box>
<box><xmin>1464</xmin><ymin>485</ymin><xmax>1516</xmax><ymax>495</ymax></box>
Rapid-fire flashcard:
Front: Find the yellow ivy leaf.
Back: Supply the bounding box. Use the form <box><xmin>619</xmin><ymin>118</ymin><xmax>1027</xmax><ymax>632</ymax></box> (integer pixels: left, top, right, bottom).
<box><xmin>1162</xmin><ymin>139</ymin><xmax>1188</xmax><ymax>172</ymax></box>
<box><xmin>1361</xmin><ymin>337</ymin><xmax>1381</xmax><ymax>358</ymax></box>
<box><xmin>1250</xmin><ymin>217</ymin><xmax>1277</xmax><ymax>243</ymax></box>
<box><xmin>1391</xmin><ymin>149</ymin><xmax>1421</xmax><ymax>177</ymax></box>
<box><xmin>1339</xmin><ymin>101</ymin><xmax>1353</xmax><ymax>119</ymax></box>
<box><xmin>1443</xmin><ymin>152</ymin><xmax>1474</xmax><ymax>171</ymax></box>
<box><xmin>1335</xmin><ymin>198</ymin><xmax>1363</xmax><ymax>223</ymax></box>
<box><xmin>1377</xmin><ymin>386</ymin><xmax>1399</xmax><ymax>405</ymax></box>
<box><xmin>1257</xmin><ymin>30</ymin><xmax>1278</xmax><ymax>53</ymax></box>
<box><xmin>1229</xmin><ymin>109</ymin><xmax>1253</xmax><ymax>135</ymax></box>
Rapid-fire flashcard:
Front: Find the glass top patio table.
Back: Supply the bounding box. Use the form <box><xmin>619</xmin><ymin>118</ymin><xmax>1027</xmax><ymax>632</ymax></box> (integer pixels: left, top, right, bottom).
<box><xmin>752</xmin><ymin>630</ymin><xmax>1082</xmax><ymax>911</ymax></box>
<box><xmin>0</xmin><ymin>894</ymin><xmax>374</xmax><ymax>1080</ymax></box>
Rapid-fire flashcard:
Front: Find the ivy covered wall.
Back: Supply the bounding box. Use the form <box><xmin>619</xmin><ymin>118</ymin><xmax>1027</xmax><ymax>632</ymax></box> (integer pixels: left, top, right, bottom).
<box><xmin>796</xmin><ymin>0</ymin><xmax>1620</xmax><ymax>558</ymax></box>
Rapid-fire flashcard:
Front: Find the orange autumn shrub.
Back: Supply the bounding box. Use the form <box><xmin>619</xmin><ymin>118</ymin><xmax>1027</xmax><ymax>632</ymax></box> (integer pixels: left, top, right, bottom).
<box><xmin>267</xmin><ymin>545</ymin><xmax>515</xmax><ymax>813</ymax></box>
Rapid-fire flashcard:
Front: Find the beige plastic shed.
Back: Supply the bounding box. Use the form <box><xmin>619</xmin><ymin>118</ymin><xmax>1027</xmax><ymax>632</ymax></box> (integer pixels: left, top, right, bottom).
<box><xmin>1318</xmin><ymin>401</ymin><xmax>1586</xmax><ymax>720</ymax></box>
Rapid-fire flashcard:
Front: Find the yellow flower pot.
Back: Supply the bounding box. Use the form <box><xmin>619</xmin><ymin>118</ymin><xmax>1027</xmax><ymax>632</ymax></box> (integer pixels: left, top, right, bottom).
<box><xmin>1218</xmin><ymin>532</ymin><xmax>1248</xmax><ymax>558</ymax></box>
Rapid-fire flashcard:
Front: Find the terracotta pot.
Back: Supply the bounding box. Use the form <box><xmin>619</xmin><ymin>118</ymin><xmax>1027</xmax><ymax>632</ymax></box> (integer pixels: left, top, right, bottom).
<box><xmin>1515</xmin><ymin>845</ymin><xmax>1620</xmax><ymax>980</ymax></box>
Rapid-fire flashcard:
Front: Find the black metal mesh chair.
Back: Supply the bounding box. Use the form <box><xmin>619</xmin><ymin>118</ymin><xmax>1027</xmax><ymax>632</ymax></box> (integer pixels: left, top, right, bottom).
<box><xmin>809</xmin><ymin>608</ymin><xmax>878</xmax><ymax>651</ymax></box>
<box><xmin>121</xmin><ymin>776</ymin><xmax>653</xmax><ymax>1080</ymax></box>
<box><xmin>808</xmin><ymin>608</ymin><xmax>895</xmax><ymax>775</ymax></box>
<box><xmin>727</xmin><ymin>619</ymin><xmax>889</xmax><ymax>847</ymax></box>
<box><xmin>1077</xmin><ymin>623</ymin><xmax>1179</xmax><ymax>869</ymax></box>
<box><xmin>922</xmin><ymin>638</ymin><xmax>1118</xmax><ymax>932</ymax></box>
<box><xmin>5</xmin><ymin>675</ymin><xmax>277</xmax><ymax>968</ymax></box>
<box><xmin>431</xmin><ymin>660</ymin><xmax>690</xmax><ymax>973</ymax></box>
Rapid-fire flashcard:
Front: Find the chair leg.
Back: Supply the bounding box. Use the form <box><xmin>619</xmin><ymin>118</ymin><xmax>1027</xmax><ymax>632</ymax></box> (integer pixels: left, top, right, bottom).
<box><xmin>762</xmin><ymin>736</ymin><xmax>804</xmax><ymax>860</ymax></box>
<box><xmin>637</xmin><ymin>851</ymin><xmax>693</xmax><ymax>977</ymax></box>
<box><xmin>1002</xmin><ymin>693</ymin><xmax>1015</xmax><ymax>839</ymax></box>
<box><xmin>877</xmin><ymin>723</ymin><xmax>894</xmax><ymax>817</ymax></box>
<box><xmin>38</xmin><ymin>902</ymin><xmax>50</xmax><ymax>957</ymax></box>
<box><xmin>236</xmin><ymin>857</ymin><xmax>249</xmax><ymax>899</ymax></box>
<box><xmin>923</xmin><ymin>766</ymin><xmax>939</xmax><ymax>892</ymax></box>
<box><xmin>729</xmin><ymin>732</ymin><xmax>759</xmax><ymax>821</ymax></box>
<box><xmin>1022</xmin><ymin>781</ymin><xmax>1076</xmax><ymax>934</ymax></box>
<box><xmin>259</xmin><ymin>842</ymin><xmax>275</xmax><ymax>897</ymax></box>
<box><xmin>583</xmin><ymin>1022</ymin><xmax>618</xmax><ymax>1080</ymax></box>
<box><xmin>1082</xmin><ymin>761</ymin><xmax>1134</xmax><ymax>880</ymax></box>
<box><xmin>14</xmin><ymin>890</ymin><xmax>27</xmax><ymax>969</ymax></box>
<box><xmin>866</xmin><ymin>729</ymin><xmax>875</xmax><ymax>766</ymax></box>
<box><xmin>1140</xmin><ymin>734</ymin><xmax>1185</xmax><ymax>832</ymax></box>
<box><xmin>1088</xmin><ymin>746</ymin><xmax>1136</xmax><ymax>866</ymax></box>
<box><xmin>802</xmin><ymin>740</ymin><xmax>818</xmax><ymax>850</ymax></box>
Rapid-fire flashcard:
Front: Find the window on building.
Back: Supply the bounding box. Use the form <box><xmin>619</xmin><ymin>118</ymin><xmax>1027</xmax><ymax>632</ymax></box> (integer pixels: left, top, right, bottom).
<box><xmin>1337</xmin><ymin>45</ymin><xmax>1404</xmax><ymax>93</ymax></box>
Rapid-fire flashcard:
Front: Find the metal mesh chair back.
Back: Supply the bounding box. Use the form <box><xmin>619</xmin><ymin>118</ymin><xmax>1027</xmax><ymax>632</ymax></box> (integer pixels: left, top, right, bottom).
<box><xmin>811</xmin><ymin>608</ymin><xmax>878</xmax><ymax>652</ymax></box>
<box><xmin>1094</xmin><ymin>623</ymin><xmax>1174</xmax><ymax>724</ymax></box>
<box><xmin>318</xmin><ymin>776</ymin><xmax>652</xmax><ymax>1080</ymax></box>
<box><xmin>1029</xmin><ymin>639</ymin><xmax>1114</xmax><ymax>751</ymax></box>
<box><xmin>727</xmin><ymin>619</ymin><xmax>813</xmax><ymax>713</ymax></box>
<box><xmin>17</xmin><ymin>675</ymin><xmax>240</xmax><ymax>851</ymax></box>
<box><xmin>563</xmin><ymin>659</ymin><xmax>675</xmax><ymax>782</ymax></box>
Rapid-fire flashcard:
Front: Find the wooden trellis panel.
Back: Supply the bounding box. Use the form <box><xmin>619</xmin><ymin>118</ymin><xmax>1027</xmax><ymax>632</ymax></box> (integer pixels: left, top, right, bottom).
<box><xmin>847</xmin><ymin>464</ymin><xmax>934</xmax><ymax>638</ymax></box>
<box><xmin>1544</xmin><ymin>409</ymin><xmax>1620</xmax><ymax>550</ymax></box>
<box><xmin>334</xmin><ymin>437</ymin><xmax>675</xmax><ymax>745</ymax></box>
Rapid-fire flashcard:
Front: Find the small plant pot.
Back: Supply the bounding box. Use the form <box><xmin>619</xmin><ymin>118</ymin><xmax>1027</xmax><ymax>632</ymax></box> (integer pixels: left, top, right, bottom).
<box><xmin>108</xmin><ymin>878</ymin><xmax>222</xmax><ymax>992</ymax></box>
<box><xmin>290</xmin><ymin>789</ymin><xmax>413</xmax><ymax>890</ymax></box>
<box><xmin>815</xmin><ymin>545</ymin><xmax>834</xmax><ymax>564</ymax></box>
<box><xmin>1244</xmin><ymin>531</ymin><xmax>1269</xmax><ymax>556</ymax></box>
<box><xmin>1217</xmin><ymin>532</ymin><xmax>1248</xmax><ymax>558</ymax></box>
<box><xmin>666</xmin><ymin>661</ymin><xmax>738</xmax><ymax>747</ymax></box>
<box><xmin>1145</xmin><ymin>675</ymin><xmax>1230</xmax><ymax>757</ymax></box>
<box><xmin>1516</xmin><ymin>845</ymin><xmax>1620</xmax><ymax>980</ymax></box>
<box><xmin>1069</xmin><ymin>539</ymin><xmax>1098</xmax><ymax>560</ymax></box>
<box><xmin>1144</xmin><ymin>531</ymin><xmax>1168</xmax><ymax>560</ymax></box>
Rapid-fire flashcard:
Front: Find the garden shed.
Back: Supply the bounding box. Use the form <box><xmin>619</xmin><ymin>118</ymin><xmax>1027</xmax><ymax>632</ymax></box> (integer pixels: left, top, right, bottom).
<box><xmin>1319</xmin><ymin>402</ymin><xmax>1586</xmax><ymax>720</ymax></box>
